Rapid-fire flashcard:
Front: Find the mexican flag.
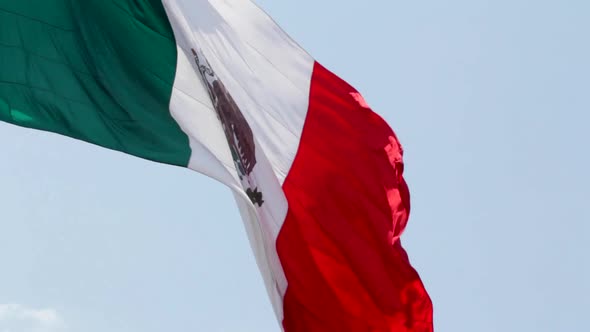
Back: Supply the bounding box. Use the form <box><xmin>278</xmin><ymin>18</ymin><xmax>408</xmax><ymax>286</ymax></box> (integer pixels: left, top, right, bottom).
<box><xmin>0</xmin><ymin>0</ymin><xmax>433</xmax><ymax>331</ymax></box>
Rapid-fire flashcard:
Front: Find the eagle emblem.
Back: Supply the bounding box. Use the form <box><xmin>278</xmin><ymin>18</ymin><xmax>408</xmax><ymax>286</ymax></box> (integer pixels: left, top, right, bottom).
<box><xmin>191</xmin><ymin>48</ymin><xmax>264</xmax><ymax>206</ymax></box>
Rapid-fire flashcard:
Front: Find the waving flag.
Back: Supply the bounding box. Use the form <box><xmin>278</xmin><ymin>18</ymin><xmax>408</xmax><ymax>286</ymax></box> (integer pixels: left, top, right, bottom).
<box><xmin>0</xmin><ymin>0</ymin><xmax>433</xmax><ymax>330</ymax></box>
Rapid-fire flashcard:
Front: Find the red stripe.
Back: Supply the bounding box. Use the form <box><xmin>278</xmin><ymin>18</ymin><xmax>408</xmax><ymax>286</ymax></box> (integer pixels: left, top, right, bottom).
<box><xmin>278</xmin><ymin>63</ymin><xmax>433</xmax><ymax>331</ymax></box>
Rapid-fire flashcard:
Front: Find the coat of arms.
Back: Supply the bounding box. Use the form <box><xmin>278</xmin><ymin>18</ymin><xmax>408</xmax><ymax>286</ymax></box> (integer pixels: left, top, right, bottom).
<box><xmin>191</xmin><ymin>48</ymin><xmax>264</xmax><ymax>206</ymax></box>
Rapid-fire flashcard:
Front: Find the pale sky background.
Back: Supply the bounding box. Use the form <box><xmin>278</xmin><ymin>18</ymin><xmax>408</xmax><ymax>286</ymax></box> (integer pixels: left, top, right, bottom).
<box><xmin>1</xmin><ymin>0</ymin><xmax>589</xmax><ymax>331</ymax></box>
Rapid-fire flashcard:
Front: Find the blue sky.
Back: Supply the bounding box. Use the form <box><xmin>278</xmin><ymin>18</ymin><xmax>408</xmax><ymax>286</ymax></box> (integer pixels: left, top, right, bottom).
<box><xmin>1</xmin><ymin>0</ymin><xmax>589</xmax><ymax>331</ymax></box>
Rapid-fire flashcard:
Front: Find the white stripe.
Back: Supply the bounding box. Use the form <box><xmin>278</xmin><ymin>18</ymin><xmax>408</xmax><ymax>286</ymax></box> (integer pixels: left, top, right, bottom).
<box><xmin>161</xmin><ymin>0</ymin><xmax>314</xmax><ymax>322</ymax></box>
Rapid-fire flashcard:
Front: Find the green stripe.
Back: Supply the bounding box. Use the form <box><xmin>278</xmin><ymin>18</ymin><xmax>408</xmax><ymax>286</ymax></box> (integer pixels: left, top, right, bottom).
<box><xmin>0</xmin><ymin>0</ymin><xmax>190</xmax><ymax>166</ymax></box>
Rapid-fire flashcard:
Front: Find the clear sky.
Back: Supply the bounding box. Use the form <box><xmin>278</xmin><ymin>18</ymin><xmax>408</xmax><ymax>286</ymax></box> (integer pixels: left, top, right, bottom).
<box><xmin>1</xmin><ymin>0</ymin><xmax>588</xmax><ymax>331</ymax></box>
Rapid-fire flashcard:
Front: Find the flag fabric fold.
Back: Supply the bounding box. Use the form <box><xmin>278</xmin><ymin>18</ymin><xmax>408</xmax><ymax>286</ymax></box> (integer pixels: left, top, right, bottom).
<box><xmin>0</xmin><ymin>0</ymin><xmax>433</xmax><ymax>330</ymax></box>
